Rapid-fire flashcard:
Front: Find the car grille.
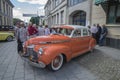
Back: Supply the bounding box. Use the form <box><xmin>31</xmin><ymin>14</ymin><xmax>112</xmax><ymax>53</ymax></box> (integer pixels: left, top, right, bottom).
<box><xmin>27</xmin><ymin>48</ymin><xmax>38</xmax><ymax>61</ymax></box>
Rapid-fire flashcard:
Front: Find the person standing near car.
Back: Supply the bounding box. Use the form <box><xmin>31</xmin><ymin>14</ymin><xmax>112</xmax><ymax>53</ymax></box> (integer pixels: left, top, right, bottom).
<box><xmin>96</xmin><ymin>24</ymin><xmax>102</xmax><ymax>44</ymax></box>
<box><xmin>14</xmin><ymin>23</ymin><xmax>20</xmax><ymax>39</ymax></box>
<box><xmin>38</xmin><ymin>25</ymin><xmax>45</xmax><ymax>36</ymax></box>
<box><xmin>90</xmin><ymin>24</ymin><xmax>98</xmax><ymax>40</ymax></box>
<box><xmin>32</xmin><ymin>24</ymin><xmax>39</xmax><ymax>36</ymax></box>
<box><xmin>44</xmin><ymin>25</ymin><xmax>50</xmax><ymax>35</ymax></box>
<box><xmin>27</xmin><ymin>22</ymin><xmax>38</xmax><ymax>38</ymax></box>
<box><xmin>99</xmin><ymin>25</ymin><xmax>108</xmax><ymax>46</ymax></box>
<box><xmin>17</xmin><ymin>22</ymin><xmax>27</xmax><ymax>54</ymax></box>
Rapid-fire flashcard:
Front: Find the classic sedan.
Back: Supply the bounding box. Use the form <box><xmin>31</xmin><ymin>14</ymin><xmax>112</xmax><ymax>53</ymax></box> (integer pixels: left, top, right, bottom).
<box><xmin>0</xmin><ymin>31</ymin><xmax>14</xmax><ymax>41</ymax></box>
<box><xmin>23</xmin><ymin>25</ymin><xmax>96</xmax><ymax>71</ymax></box>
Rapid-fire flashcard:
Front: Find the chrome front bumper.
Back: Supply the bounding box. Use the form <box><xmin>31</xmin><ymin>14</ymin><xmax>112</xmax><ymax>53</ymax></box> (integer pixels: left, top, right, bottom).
<box><xmin>22</xmin><ymin>57</ymin><xmax>46</xmax><ymax>68</ymax></box>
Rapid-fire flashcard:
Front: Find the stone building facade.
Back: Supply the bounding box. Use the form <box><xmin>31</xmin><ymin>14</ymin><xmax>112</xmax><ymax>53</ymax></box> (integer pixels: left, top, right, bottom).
<box><xmin>0</xmin><ymin>0</ymin><xmax>14</xmax><ymax>26</ymax></box>
<box><xmin>44</xmin><ymin>0</ymin><xmax>67</xmax><ymax>27</ymax></box>
<box><xmin>44</xmin><ymin>0</ymin><xmax>93</xmax><ymax>27</ymax></box>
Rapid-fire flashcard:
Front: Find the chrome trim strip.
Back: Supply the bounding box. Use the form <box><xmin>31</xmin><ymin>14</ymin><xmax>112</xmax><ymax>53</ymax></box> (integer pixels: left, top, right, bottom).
<box><xmin>22</xmin><ymin>57</ymin><xmax>46</xmax><ymax>68</ymax></box>
<box><xmin>39</xmin><ymin>40</ymin><xmax>70</xmax><ymax>44</ymax></box>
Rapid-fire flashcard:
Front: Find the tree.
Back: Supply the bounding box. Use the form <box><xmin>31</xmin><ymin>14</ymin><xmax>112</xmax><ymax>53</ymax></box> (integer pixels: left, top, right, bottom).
<box><xmin>13</xmin><ymin>18</ymin><xmax>23</xmax><ymax>25</ymax></box>
<box><xmin>42</xmin><ymin>20</ymin><xmax>45</xmax><ymax>26</ymax></box>
<box><xmin>30</xmin><ymin>17</ymin><xmax>39</xmax><ymax>25</ymax></box>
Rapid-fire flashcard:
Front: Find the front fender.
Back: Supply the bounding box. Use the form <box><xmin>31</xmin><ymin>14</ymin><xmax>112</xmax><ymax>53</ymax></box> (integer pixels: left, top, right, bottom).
<box><xmin>38</xmin><ymin>45</ymin><xmax>72</xmax><ymax>65</ymax></box>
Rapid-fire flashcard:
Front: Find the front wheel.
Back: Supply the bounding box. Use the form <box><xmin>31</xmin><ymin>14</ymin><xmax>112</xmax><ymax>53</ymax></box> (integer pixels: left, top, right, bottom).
<box><xmin>7</xmin><ymin>36</ymin><xmax>13</xmax><ymax>41</ymax></box>
<box><xmin>48</xmin><ymin>54</ymin><xmax>64</xmax><ymax>71</ymax></box>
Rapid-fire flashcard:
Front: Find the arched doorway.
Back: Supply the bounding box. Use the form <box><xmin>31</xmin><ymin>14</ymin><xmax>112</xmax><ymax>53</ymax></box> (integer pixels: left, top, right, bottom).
<box><xmin>70</xmin><ymin>10</ymin><xmax>86</xmax><ymax>26</ymax></box>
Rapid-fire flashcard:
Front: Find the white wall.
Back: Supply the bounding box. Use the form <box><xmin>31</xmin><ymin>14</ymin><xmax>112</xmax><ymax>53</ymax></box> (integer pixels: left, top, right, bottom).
<box><xmin>91</xmin><ymin>2</ymin><xmax>106</xmax><ymax>25</ymax></box>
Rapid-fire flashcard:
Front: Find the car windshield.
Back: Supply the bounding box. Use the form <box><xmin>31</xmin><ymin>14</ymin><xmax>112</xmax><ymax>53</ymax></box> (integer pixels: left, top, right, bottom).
<box><xmin>57</xmin><ymin>28</ymin><xmax>73</xmax><ymax>36</ymax></box>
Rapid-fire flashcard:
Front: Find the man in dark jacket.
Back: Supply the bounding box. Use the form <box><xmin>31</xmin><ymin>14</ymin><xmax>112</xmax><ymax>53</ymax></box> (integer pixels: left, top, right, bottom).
<box><xmin>96</xmin><ymin>24</ymin><xmax>102</xmax><ymax>44</ymax></box>
<box><xmin>99</xmin><ymin>25</ymin><xmax>108</xmax><ymax>46</ymax></box>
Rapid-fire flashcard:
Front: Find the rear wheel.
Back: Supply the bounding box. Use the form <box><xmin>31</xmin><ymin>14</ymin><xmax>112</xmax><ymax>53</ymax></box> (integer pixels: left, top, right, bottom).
<box><xmin>7</xmin><ymin>36</ymin><xmax>13</xmax><ymax>41</ymax></box>
<box><xmin>48</xmin><ymin>54</ymin><xmax>64</xmax><ymax>71</ymax></box>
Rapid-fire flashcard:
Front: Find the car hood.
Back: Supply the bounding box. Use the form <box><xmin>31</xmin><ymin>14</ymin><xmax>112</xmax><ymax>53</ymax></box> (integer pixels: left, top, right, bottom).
<box><xmin>0</xmin><ymin>32</ymin><xmax>11</xmax><ymax>34</ymax></box>
<box><xmin>27</xmin><ymin>34</ymin><xmax>70</xmax><ymax>45</ymax></box>
<box><xmin>0</xmin><ymin>32</ymin><xmax>13</xmax><ymax>35</ymax></box>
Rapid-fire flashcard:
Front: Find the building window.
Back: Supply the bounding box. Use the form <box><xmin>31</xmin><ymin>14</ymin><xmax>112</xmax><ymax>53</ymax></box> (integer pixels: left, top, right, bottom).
<box><xmin>72</xmin><ymin>11</ymin><xmax>86</xmax><ymax>26</ymax></box>
<box><xmin>61</xmin><ymin>11</ymin><xmax>64</xmax><ymax>24</ymax></box>
<box><xmin>9</xmin><ymin>7</ymin><xmax>10</xmax><ymax>16</ymax></box>
<box><xmin>11</xmin><ymin>8</ymin><xmax>12</xmax><ymax>17</ymax></box>
<box><xmin>68</xmin><ymin>0</ymin><xmax>87</xmax><ymax>7</ymax></box>
<box><xmin>3</xmin><ymin>1</ymin><xmax>5</xmax><ymax>14</ymax></box>
<box><xmin>0</xmin><ymin>16</ymin><xmax>2</xmax><ymax>25</ymax></box>
<box><xmin>55</xmin><ymin>0</ymin><xmax>59</xmax><ymax>7</ymax></box>
<box><xmin>73</xmin><ymin>0</ymin><xmax>78</xmax><ymax>5</ymax></box>
<box><xmin>107</xmin><ymin>1</ymin><xmax>120</xmax><ymax>24</ymax></box>
<box><xmin>4</xmin><ymin>17</ymin><xmax>6</xmax><ymax>25</ymax></box>
<box><xmin>116</xmin><ymin>5</ymin><xmax>120</xmax><ymax>23</ymax></box>
<box><xmin>52</xmin><ymin>16</ymin><xmax>54</xmax><ymax>24</ymax></box>
<box><xmin>54</xmin><ymin>15</ymin><xmax>56</xmax><ymax>24</ymax></box>
<box><xmin>107</xmin><ymin>5</ymin><xmax>116</xmax><ymax>23</ymax></box>
<box><xmin>69</xmin><ymin>0</ymin><xmax>74</xmax><ymax>6</ymax></box>
<box><xmin>6</xmin><ymin>4</ymin><xmax>8</xmax><ymax>15</ymax></box>
<box><xmin>0</xmin><ymin>0</ymin><xmax>1</xmax><ymax>11</ymax></box>
<box><xmin>57</xmin><ymin>13</ymin><xmax>59</xmax><ymax>24</ymax></box>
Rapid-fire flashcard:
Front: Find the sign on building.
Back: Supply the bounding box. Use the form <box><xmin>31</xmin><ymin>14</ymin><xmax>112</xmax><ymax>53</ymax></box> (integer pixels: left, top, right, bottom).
<box><xmin>23</xmin><ymin>14</ymin><xmax>38</xmax><ymax>17</ymax></box>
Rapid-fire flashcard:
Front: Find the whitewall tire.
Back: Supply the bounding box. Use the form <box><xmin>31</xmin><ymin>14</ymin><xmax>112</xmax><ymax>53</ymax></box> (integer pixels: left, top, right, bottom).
<box><xmin>48</xmin><ymin>54</ymin><xmax>64</xmax><ymax>71</ymax></box>
<box><xmin>7</xmin><ymin>36</ymin><xmax>13</xmax><ymax>41</ymax></box>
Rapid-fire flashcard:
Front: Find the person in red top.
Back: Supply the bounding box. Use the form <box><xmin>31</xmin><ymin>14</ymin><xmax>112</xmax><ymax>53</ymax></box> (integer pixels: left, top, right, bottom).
<box><xmin>27</xmin><ymin>22</ymin><xmax>38</xmax><ymax>38</ymax></box>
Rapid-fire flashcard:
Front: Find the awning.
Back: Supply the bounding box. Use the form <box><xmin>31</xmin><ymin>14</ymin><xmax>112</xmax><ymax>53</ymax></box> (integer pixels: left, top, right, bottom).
<box><xmin>95</xmin><ymin>0</ymin><xmax>108</xmax><ymax>5</ymax></box>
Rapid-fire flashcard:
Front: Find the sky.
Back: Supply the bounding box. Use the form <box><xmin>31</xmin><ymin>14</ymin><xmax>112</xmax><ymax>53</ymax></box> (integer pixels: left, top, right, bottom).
<box><xmin>10</xmin><ymin>0</ymin><xmax>47</xmax><ymax>22</ymax></box>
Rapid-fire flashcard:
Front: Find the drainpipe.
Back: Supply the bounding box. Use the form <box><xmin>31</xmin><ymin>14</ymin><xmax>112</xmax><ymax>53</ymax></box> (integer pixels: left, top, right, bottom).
<box><xmin>66</xmin><ymin>0</ymin><xmax>69</xmax><ymax>25</ymax></box>
<box><xmin>89</xmin><ymin>0</ymin><xmax>93</xmax><ymax>26</ymax></box>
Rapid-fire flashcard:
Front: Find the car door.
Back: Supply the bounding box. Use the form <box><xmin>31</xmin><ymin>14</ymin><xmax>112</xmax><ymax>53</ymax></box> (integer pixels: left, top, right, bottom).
<box><xmin>0</xmin><ymin>33</ymin><xmax>6</xmax><ymax>40</ymax></box>
<box><xmin>81</xmin><ymin>28</ymin><xmax>91</xmax><ymax>51</ymax></box>
<box><xmin>0</xmin><ymin>33</ymin><xmax>3</xmax><ymax>40</ymax></box>
<box><xmin>71</xmin><ymin>29</ymin><xmax>83</xmax><ymax>58</ymax></box>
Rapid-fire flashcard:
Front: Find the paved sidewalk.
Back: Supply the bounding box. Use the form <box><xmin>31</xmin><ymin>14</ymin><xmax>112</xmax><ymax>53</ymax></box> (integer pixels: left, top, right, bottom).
<box><xmin>0</xmin><ymin>41</ymin><xmax>120</xmax><ymax>80</ymax></box>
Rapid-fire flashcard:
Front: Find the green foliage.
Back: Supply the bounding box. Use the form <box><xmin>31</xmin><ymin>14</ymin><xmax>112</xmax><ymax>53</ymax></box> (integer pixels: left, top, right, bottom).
<box><xmin>42</xmin><ymin>20</ymin><xmax>45</xmax><ymax>26</ymax></box>
<box><xmin>30</xmin><ymin>17</ymin><xmax>39</xmax><ymax>25</ymax></box>
<box><xmin>13</xmin><ymin>18</ymin><xmax>23</xmax><ymax>25</ymax></box>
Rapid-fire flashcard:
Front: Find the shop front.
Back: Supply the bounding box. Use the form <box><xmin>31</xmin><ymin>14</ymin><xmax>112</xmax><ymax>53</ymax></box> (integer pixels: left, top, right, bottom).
<box><xmin>95</xmin><ymin>0</ymin><xmax>120</xmax><ymax>49</ymax></box>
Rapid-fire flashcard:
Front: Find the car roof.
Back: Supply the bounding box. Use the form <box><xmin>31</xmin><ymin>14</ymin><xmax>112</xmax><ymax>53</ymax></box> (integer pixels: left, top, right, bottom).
<box><xmin>60</xmin><ymin>25</ymin><xmax>88</xmax><ymax>30</ymax></box>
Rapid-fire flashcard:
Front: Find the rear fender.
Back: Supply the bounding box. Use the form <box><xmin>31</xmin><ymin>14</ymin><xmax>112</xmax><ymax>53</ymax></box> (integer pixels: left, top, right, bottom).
<box><xmin>89</xmin><ymin>38</ymin><xmax>96</xmax><ymax>50</ymax></box>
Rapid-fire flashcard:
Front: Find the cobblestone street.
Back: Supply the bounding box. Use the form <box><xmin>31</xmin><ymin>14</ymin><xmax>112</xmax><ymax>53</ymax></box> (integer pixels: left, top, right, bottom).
<box><xmin>0</xmin><ymin>41</ymin><xmax>120</xmax><ymax>80</ymax></box>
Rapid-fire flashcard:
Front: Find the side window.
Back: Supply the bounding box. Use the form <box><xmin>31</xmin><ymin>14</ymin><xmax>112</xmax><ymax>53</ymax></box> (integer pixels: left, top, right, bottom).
<box><xmin>88</xmin><ymin>29</ymin><xmax>92</xmax><ymax>36</ymax></box>
<box><xmin>83</xmin><ymin>29</ymin><xmax>88</xmax><ymax>36</ymax></box>
<box><xmin>73</xmin><ymin>29</ymin><xmax>81</xmax><ymax>37</ymax></box>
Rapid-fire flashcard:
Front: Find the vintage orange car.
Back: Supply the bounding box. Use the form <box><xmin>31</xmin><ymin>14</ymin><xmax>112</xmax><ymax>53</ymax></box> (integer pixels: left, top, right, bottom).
<box><xmin>22</xmin><ymin>25</ymin><xmax>96</xmax><ymax>71</ymax></box>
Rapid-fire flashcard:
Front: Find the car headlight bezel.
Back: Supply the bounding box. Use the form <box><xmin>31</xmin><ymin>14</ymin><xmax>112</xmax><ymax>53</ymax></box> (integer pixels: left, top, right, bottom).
<box><xmin>38</xmin><ymin>48</ymin><xmax>43</xmax><ymax>55</ymax></box>
<box><xmin>22</xmin><ymin>42</ymin><xmax>25</xmax><ymax>47</ymax></box>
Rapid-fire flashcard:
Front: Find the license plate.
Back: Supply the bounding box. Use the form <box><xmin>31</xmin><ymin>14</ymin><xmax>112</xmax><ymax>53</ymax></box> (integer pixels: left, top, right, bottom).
<box><xmin>29</xmin><ymin>55</ymin><xmax>33</xmax><ymax>60</ymax></box>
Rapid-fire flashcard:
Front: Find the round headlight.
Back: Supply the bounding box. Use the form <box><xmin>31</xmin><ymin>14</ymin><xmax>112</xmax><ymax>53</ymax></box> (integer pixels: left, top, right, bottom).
<box><xmin>38</xmin><ymin>48</ymin><xmax>43</xmax><ymax>55</ymax></box>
